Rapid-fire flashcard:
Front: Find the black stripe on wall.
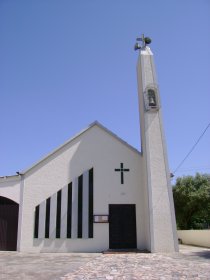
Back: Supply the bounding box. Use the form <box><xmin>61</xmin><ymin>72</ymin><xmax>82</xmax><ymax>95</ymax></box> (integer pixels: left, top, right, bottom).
<box><xmin>45</xmin><ymin>197</ymin><xmax>51</xmax><ymax>238</ymax></box>
<box><xmin>34</xmin><ymin>167</ymin><xmax>94</xmax><ymax>240</ymax></box>
<box><xmin>89</xmin><ymin>168</ymin><xmax>94</xmax><ymax>238</ymax></box>
<box><xmin>67</xmin><ymin>182</ymin><xmax>72</xmax><ymax>238</ymax></box>
<box><xmin>77</xmin><ymin>175</ymin><xmax>83</xmax><ymax>238</ymax></box>
<box><xmin>56</xmin><ymin>190</ymin><xmax>62</xmax><ymax>238</ymax></box>
<box><xmin>34</xmin><ymin>205</ymin><xmax>39</xmax><ymax>238</ymax></box>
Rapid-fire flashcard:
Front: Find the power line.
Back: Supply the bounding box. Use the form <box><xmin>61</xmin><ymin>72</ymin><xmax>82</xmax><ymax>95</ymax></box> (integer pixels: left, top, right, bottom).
<box><xmin>176</xmin><ymin>167</ymin><xmax>210</xmax><ymax>173</ymax></box>
<box><xmin>173</xmin><ymin>122</ymin><xmax>210</xmax><ymax>174</ymax></box>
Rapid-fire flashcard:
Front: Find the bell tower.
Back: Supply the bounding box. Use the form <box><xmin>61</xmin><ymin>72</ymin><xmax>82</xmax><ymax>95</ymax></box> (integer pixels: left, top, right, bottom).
<box><xmin>135</xmin><ymin>35</ymin><xmax>178</xmax><ymax>252</ymax></box>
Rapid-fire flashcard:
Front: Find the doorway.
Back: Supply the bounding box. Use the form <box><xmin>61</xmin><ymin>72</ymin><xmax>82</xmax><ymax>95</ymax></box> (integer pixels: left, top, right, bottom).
<box><xmin>0</xmin><ymin>197</ymin><xmax>19</xmax><ymax>251</ymax></box>
<box><xmin>109</xmin><ymin>204</ymin><xmax>137</xmax><ymax>249</ymax></box>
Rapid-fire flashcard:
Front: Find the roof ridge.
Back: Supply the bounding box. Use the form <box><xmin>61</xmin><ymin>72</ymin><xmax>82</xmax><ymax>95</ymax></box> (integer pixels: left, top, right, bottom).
<box><xmin>4</xmin><ymin>121</ymin><xmax>141</xmax><ymax>176</ymax></box>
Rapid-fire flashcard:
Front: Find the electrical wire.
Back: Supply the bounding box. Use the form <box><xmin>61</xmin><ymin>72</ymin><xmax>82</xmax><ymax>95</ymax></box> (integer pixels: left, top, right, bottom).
<box><xmin>173</xmin><ymin>122</ymin><xmax>210</xmax><ymax>174</ymax></box>
<box><xmin>175</xmin><ymin>167</ymin><xmax>210</xmax><ymax>172</ymax></box>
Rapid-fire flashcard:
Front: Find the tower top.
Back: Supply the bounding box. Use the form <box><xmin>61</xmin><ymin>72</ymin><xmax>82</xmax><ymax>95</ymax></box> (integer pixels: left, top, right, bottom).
<box><xmin>134</xmin><ymin>34</ymin><xmax>152</xmax><ymax>51</ymax></box>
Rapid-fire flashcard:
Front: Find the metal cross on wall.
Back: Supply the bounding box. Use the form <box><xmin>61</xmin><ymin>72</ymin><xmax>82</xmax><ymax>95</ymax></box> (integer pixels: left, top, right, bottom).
<box><xmin>115</xmin><ymin>163</ymin><xmax>130</xmax><ymax>184</ymax></box>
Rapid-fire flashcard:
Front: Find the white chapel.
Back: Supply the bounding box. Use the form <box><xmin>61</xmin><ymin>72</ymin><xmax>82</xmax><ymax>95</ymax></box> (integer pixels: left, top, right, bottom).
<box><xmin>0</xmin><ymin>36</ymin><xmax>178</xmax><ymax>253</ymax></box>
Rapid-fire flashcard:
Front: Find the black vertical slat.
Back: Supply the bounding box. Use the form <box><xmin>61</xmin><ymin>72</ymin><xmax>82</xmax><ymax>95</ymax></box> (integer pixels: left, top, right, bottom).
<box><xmin>67</xmin><ymin>182</ymin><xmax>72</xmax><ymax>238</ymax></box>
<box><xmin>77</xmin><ymin>175</ymin><xmax>83</xmax><ymax>238</ymax></box>
<box><xmin>56</xmin><ymin>190</ymin><xmax>62</xmax><ymax>238</ymax></box>
<box><xmin>34</xmin><ymin>205</ymin><xmax>40</xmax><ymax>238</ymax></box>
<box><xmin>88</xmin><ymin>168</ymin><xmax>93</xmax><ymax>238</ymax></box>
<box><xmin>45</xmin><ymin>197</ymin><xmax>51</xmax><ymax>238</ymax></box>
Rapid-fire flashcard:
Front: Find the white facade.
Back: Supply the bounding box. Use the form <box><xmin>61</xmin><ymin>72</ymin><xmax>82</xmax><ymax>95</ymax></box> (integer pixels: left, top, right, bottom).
<box><xmin>0</xmin><ymin>43</ymin><xmax>178</xmax><ymax>253</ymax></box>
<box><xmin>0</xmin><ymin>123</ymin><xmax>149</xmax><ymax>252</ymax></box>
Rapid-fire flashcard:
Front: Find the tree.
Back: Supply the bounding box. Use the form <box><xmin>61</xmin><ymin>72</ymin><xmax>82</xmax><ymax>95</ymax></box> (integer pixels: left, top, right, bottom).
<box><xmin>173</xmin><ymin>173</ymin><xmax>210</xmax><ymax>229</ymax></box>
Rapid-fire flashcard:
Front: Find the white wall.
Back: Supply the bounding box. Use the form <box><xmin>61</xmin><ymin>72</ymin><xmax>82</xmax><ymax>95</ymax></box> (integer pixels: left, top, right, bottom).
<box><xmin>0</xmin><ymin>176</ymin><xmax>21</xmax><ymax>203</ymax></box>
<box><xmin>18</xmin><ymin>125</ymin><xmax>148</xmax><ymax>253</ymax></box>
<box><xmin>178</xmin><ymin>230</ymin><xmax>210</xmax><ymax>248</ymax></box>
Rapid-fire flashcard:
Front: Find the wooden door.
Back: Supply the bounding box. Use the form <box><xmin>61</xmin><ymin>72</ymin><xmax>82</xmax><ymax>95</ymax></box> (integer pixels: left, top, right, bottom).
<box><xmin>0</xmin><ymin>197</ymin><xmax>19</xmax><ymax>251</ymax></box>
<box><xmin>109</xmin><ymin>204</ymin><xmax>137</xmax><ymax>249</ymax></box>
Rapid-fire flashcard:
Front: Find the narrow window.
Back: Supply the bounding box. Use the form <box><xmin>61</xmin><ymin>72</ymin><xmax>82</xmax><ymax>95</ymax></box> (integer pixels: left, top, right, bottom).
<box><xmin>45</xmin><ymin>197</ymin><xmax>51</xmax><ymax>238</ymax></box>
<box><xmin>67</xmin><ymin>182</ymin><xmax>72</xmax><ymax>238</ymax></box>
<box><xmin>78</xmin><ymin>175</ymin><xmax>83</xmax><ymax>238</ymax></box>
<box><xmin>89</xmin><ymin>168</ymin><xmax>94</xmax><ymax>238</ymax></box>
<box><xmin>34</xmin><ymin>205</ymin><xmax>40</xmax><ymax>238</ymax></box>
<box><xmin>56</xmin><ymin>190</ymin><xmax>62</xmax><ymax>238</ymax></box>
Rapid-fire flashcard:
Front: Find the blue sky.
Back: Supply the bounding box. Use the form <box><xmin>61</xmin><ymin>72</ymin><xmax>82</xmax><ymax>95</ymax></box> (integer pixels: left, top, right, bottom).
<box><xmin>0</xmin><ymin>0</ymin><xmax>209</xmax><ymax>182</ymax></box>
